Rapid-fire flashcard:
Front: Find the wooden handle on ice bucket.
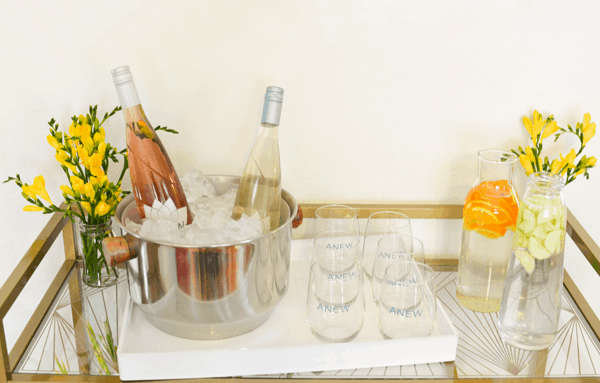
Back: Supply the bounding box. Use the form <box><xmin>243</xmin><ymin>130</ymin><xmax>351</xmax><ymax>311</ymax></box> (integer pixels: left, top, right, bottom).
<box><xmin>102</xmin><ymin>234</ymin><xmax>139</xmax><ymax>266</ymax></box>
<box><xmin>292</xmin><ymin>205</ymin><xmax>303</xmax><ymax>229</ymax></box>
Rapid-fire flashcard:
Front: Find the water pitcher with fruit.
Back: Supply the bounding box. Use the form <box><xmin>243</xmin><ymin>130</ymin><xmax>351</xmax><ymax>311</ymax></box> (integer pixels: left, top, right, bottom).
<box><xmin>456</xmin><ymin>149</ymin><xmax>519</xmax><ymax>313</ymax></box>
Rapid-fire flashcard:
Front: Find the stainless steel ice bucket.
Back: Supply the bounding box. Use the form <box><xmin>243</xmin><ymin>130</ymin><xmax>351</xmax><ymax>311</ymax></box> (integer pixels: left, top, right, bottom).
<box><xmin>112</xmin><ymin>175</ymin><xmax>297</xmax><ymax>340</ymax></box>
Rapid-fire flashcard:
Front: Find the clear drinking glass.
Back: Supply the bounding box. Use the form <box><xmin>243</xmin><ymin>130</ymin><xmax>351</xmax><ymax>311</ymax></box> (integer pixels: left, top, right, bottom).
<box><xmin>362</xmin><ymin>211</ymin><xmax>412</xmax><ymax>278</ymax></box>
<box><xmin>313</xmin><ymin>230</ymin><xmax>360</xmax><ymax>267</ymax></box>
<box><xmin>377</xmin><ymin>261</ymin><xmax>436</xmax><ymax>339</ymax></box>
<box><xmin>371</xmin><ymin>234</ymin><xmax>424</xmax><ymax>303</ymax></box>
<box><xmin>307</xmin><ymin>259</ymin><xmax>365</xmax><ymax>342</ymax></box>
<box><xmin>313</xmin><ymin>205</ymin><xmax>360</xmax><ymax>263</ymax></box>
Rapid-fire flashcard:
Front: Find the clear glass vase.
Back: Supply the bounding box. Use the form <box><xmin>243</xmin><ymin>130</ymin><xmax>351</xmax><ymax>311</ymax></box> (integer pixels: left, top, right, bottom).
<box><xmin>456</xmin><ymin>150</ymin><xmax>519</xmax><ymax>312</ymax></box>
<box><xmin>76</xmin><ymin>218</ymin><xmax>119</xmax><ymax>287</ymax></box>
<box><xmin>498</xmin><ymin>172</ymin><xmax>566</xmax><ymax>350</ymax></box>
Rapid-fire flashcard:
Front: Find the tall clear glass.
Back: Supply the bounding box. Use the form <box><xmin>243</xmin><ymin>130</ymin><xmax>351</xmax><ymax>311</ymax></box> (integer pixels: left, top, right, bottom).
<box><xmin>456</xmin><ymin>150</ymin><xmax>519</xmax><ymax>312</ymax></box>
<box><xmin>498</xmin><ymin>172</ymin><xmax>566</xmax><ymax>350</ymax></box>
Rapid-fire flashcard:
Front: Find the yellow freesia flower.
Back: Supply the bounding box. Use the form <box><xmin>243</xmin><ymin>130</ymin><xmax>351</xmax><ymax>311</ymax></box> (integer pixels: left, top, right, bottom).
<box><xmin>522</xmin><ymin>115</ymin><xmax>533</xmax><ymax>137</ymax></box>
<box><xmin>88</xmin><ymin>153</ymin><xmax>103</xmax><ymax>169</ymax></box>
<box><xmin>532</xmin><ymin>111</ymin><xmax>546</xmax><ymax>139</ymax></box>
<box><xmin>60</xmin><ymin>185</ymin><xmax>74</xmax><ymax>197</ymax></box>
<box><xmin>28</xmin><ymin>176</ymin><xmax>53</xmax><ymax>204</ymax></box>
<box><xmin>83</xmin><ymin>136</ymin><xmax>95</xmax><ymax>155</ymax></box>
<box><xmin>550</xmin><ymin>159</ymin><xmax>562</xmax><ymax>174</ymax></box>
<box><xmin>47</xmin><ymin>135</ymin><xmax>60</xmax><ymax>150</ymax></box>
<box><xmin>21</xmin><ymin>185</ymin><xmax>37</xmax><ymax>200</ymax></box>
<box><xmin>55</xmin><ymin>149</ymin><xmax>77</xmax><ymax>172</ymax></box>
<box><xmin>70</xmin><ymin>175</ymin><xmax>85</xmax><ymax>194</ymax></box>
<box><xmin>587</xmin><ymin>157</ymin><xmax>597</xmax><ymax>167</ymax></box>
<box><xmin>97</xmin><ymin>142</ymin><xmax>106</xmax><ymax>157</ymax></box>
<box><xmin>95</xmin><ymin>201</ymin><xmax>111</xmax><ymax>216</ymax></box>
<box><xmin>93</xmin><ymin>132</ymin><xmax>104</xmax><ymax>144</ymax></box>
<box><xmin>81</xmin><ymin>202</ymin><xmax>92</xmax><ymax>214</ymax></box>
<box><xmin>77</xmin><ymin>145</ymin><xmax>89</xmax><ymax>164</ymax></box>
<box><xmin>541</xmin><ymin>120</ymin><xmax>559</xmax><ymax>140</ymax></box>
<box><xmin>519</xmin><ymin>154</ymin><xmax>534</xmax><ymax>175</ymax></box>
<box><xmin>582</xmin><ymin>113</ymin><xmax>596</xmax><ymax>146</ymax></box>
<box><xmin>90</xmin><ymin>166</ymin><xmax>105</xmax><ymax>177</ymax></box>
<box><xmin>23</xmin><ymin>205</ymin><xmax>44</xmax><ymax>212</ymax></box>
<box><xmin>561</xmin><ymin>148</ymin><xmax>577</xmax><ymax>169</ymax></box>
<box><xmin>83</xmin><ymin>183</ymin><xmax>95</xmax><ymax>200</ymax></box>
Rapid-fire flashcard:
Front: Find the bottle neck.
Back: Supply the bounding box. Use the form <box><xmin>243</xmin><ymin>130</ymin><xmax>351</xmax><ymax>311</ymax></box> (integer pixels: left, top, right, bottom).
<box><xmin>114</xmin><ymin>79</ymin><xmax>141</xmax><ymax>110</ymax></box>
<box><xmin>477</xmin><ymin>150</ymin><xmax>516</xmax><ymax>183</ymax></box>
<box><xmin>527</xmin><ymin>172</ymin><xmax>565</xmax><ymax>193</ymax></box>
<box><xmin>261</xmin><ymin>86</ymin><xmax>284</xmax><ymax>126</ymax></box>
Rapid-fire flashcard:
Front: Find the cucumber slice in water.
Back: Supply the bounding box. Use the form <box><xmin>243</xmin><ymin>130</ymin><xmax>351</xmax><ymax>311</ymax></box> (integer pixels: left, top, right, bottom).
<box><xmin>515</xmin><ymin>248</ymin><xmax>535</xmax><ymax>275</ymax></box>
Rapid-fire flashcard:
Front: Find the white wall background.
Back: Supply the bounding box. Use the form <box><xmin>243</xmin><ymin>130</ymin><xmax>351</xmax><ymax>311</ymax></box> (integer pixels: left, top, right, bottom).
<box><xmin>1</xmin><ymin>0</ymin><xmax>599</xmax><ymax>348</ymax></box>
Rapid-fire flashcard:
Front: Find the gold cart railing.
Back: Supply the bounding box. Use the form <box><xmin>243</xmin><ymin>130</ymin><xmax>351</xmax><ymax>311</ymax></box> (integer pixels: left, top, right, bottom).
<box><xmin>1</xmin><ymin>203</ymin><xmax>600</xmax><ymax>382</ymax></box>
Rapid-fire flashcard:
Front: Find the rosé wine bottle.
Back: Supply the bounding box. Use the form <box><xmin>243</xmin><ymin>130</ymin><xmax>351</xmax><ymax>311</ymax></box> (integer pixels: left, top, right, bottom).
<box><xmin>111</xmin><ymin>66</ymin><xmax>192</xmax><ymax>228</ymax></box>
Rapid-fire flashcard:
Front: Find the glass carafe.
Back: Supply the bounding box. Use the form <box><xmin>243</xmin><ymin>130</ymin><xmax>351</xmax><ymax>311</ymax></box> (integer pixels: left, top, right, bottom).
<box><xmin>456</xmin><ymin>150</ymin><xmax>519</xmax><ymax>312</ymax></box>
<box><xmin>498</xmin><ymin>172</ymin><xmax>566</xmax><ymax>350</ymax></box>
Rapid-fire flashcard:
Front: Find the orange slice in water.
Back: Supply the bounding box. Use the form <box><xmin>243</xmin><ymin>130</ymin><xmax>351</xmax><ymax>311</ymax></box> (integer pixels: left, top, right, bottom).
<box><xmin>463</xmin><ymin>180</ymin><xmax>519</xmax><ymax>239</ymax></box>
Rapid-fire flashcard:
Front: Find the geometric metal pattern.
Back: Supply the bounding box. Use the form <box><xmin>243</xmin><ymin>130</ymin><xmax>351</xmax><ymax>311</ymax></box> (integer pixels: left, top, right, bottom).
<box><xmin>12</xmin><ymin>267</ymin><xmax>600</xmax><ymax>379</ymax></box>
<box><xmin>15</xmin><ymin>266</ymin><xmax>128</xmax><ymax>376</ymax></box>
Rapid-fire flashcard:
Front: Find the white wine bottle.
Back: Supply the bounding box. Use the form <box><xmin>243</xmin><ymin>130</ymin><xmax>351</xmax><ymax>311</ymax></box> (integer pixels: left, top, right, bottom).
<box><xmin>232</xmin><ymin>86</ymin><xmax>284</xmax><ymax>233</ymax></box>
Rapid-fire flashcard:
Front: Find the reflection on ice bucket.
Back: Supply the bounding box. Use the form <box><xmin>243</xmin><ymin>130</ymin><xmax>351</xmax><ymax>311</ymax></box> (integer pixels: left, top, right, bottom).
<box><xmin>113</xmin><ymin>175</ymin><xmax>297</xmax><ymax>340</ymax></box>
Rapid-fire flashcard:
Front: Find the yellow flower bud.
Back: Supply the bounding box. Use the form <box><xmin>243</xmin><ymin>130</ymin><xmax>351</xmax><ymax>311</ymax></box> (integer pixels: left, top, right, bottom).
<box><xmin>84</xmin><ymin>183</ymin><xmax>95</xmax><ymax>200</ymax></box>
<box><xmin>83</xmin><ymin>136</ymin><xmax>95</xmax><ymax>155</ymax></box>
<box><xmin>95</xmin><ymin>201</ymin><xmax>111</xmax><ymax>216</ymax></box>
<box><xmin>98</xmin><ymin>142</ymin><xmax>106</xmax><ymax>157</ymax></box>
<box><xmin>541</xmin><ymin>120</ymin><xmax>559</xmax><ymax>140</ymax></box>
<box><xmin>93</xmin><ymin>132</ymin><xmax>104</xmax><ymax>144</ymax></box>
<box><xmin>70</xmin><ymin>175</ymin><xmax>84</xmax><ymax>194</ymax></box>
<box><xmin>21</xmin><ymin>185</ymin><xmax>37</xmax><ymax>200</ymax></box>
<box><xmin>583</xmin><ymin>121</ymin><xmax>596</xmax><ymax>146</ymax></box>
<box><xmin>47</xmin><ymin>135</ymin><xmax>60</xmax><ymax>150</ymax></box>
<box><xmin>522</xmin><ymin>116</ymin><xmax>533</xmax><ymax>137</ymax></box>
<box><xmin>23</xmin><ymin>205</ymin><xmax>44</xmax><ymax>212</ymax></box>
<box><xmin>81</xmin><ymin>202</ymin><xmax>92</xmax><ymax>214</ymax></box>
<box><xmin>90</xmin><ymin>166</ymin><xmax>105</xmax><ymax>177</ymax></box>
<box><xmin>561</xmin><ymin>148</ymin><xmax>577</xmax><ymax>168</ymax></box>
<box><xmin>60</xmin><ymin>185</ymin><xmax>74</xmax><ymax>196</ymax></box>
<box><xmin>88</xmin><ymin>153</ymin><xmax>103</xmax><ymax>169</ymax></box>
<box><xmin>550</xmin><ymin>159</ymin><xmax>562</xmax><ymax>174</ymax></box>
<box><xmin>31</xmin><ymin>176</ymin><xmax>53</xmax><ymax>204</ymax></box>
<box><xmin>519</xmin><ymin>154</ymin><xmax>534</xmax><ymax>175</ymax></box>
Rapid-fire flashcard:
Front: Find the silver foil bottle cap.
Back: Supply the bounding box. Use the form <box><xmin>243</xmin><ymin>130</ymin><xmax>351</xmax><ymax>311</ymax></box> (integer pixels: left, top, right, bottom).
<box><xmin>261</xmin><ymin>86</ymin><xmax>284</xmax><ymax>126</ymax></box>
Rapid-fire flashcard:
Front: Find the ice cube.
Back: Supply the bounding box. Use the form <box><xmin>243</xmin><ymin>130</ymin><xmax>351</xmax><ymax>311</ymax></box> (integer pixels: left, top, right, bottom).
<box><xmin>211</xmin><ymin>211</ymin><xmax>230</xmax><ymax>229</ymax></box>
<box><xmin>181</xmin><ymin>170</ymin><xmax>217</xmax><ymax>202</ymax></box>
<box><xmin>124</xmin><ymin>218</ymin><xmax>143</xmax><ymax>234</ymax></box>
<box><xmin>140</xmin><ymin>219</ymin><xmax>161</xmax><ymax>239</ymax></box>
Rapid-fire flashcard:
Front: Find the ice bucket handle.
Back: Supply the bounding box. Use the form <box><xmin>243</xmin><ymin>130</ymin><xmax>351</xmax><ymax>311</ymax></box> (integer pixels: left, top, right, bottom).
<box><xmin>102</xmin><ymin>234</ymin><xmax>140</xmax><ymax>266</ymax></box>
<box><xmin>293</xmin><ymin>205</ymin><xmax>303</xmax><ymax>229</ymax></box>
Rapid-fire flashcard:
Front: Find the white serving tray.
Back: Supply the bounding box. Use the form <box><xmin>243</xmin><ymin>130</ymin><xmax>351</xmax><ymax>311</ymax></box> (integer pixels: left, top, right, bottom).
<box><xmin>117</xmin><ymin>240</ymin><xmax>458</xmax><ymax>381</ymax></box>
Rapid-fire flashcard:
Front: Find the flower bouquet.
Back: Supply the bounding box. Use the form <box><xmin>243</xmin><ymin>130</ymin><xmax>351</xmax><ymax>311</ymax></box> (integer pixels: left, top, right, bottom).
<box><xmin>5</xmin><ymin>105</ymin><xmax>128</xmax><ymax>287</ymax></box>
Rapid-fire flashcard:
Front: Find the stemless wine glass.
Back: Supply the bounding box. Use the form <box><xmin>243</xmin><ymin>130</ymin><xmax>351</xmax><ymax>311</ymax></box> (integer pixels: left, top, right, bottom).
<box><xmin>313</xmin><ymin>230</ymin><xmax>360</xmax><ymax>266</ymax></box>
<box><xmin>307</xmin><ymin>258</ymin><xmax>365</xmax><ymax>342</ymax></box>
<box><xmin>313</xmin><ymin>205</ymin><xmax>360</xmax><ymax>263</ymax></box>
<box><xmin>362</xmin><ymin>211</ymin><xmax>412</xmax><ymax>278</ymax></box>
<box><xmin>377</xmin><ymin>261</ymin><xmax>436</xmax><ymax>339</ymax></box>
<box><xmin>371</xmin><ymin>234</ymin><xmax>424</xmax><ymax>303</ymax></box>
